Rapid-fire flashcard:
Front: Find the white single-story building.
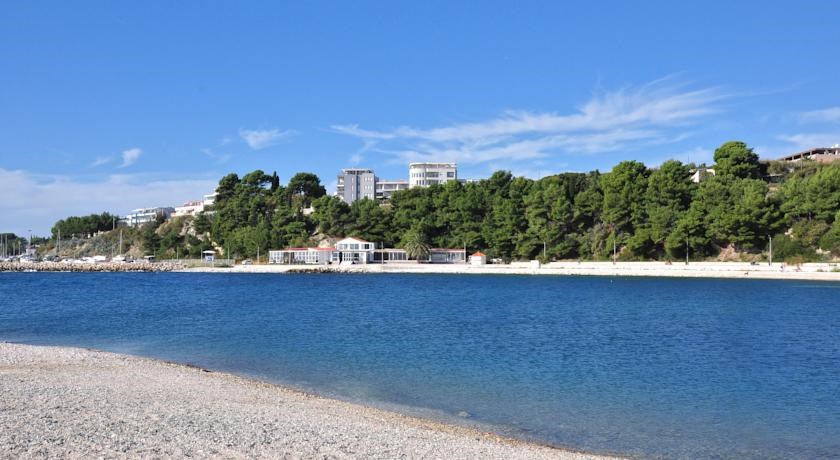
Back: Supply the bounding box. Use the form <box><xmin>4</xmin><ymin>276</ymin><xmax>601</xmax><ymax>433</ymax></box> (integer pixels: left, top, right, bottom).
<box><xmin>470</xmin><ymin>251</ymin><xmax>487</xmax><ymax>265</ymax></box>
<box><xmin>268</xmin><ymin>237</ymin><xmax>467</xmax><ymax>265</ymax></box>
<box><xmin>268</xmin><ymin>247</ymin><xmax>337</xmax><ymax>265</ymax></box>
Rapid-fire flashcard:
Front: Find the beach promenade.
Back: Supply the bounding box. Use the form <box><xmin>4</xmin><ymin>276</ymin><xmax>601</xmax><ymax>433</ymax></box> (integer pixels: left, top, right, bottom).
<box><xmin>0</xmin><ymin>343</ymin><xmax>614</xmax><ymax>459</ymax></box>
<box><xmin>183</xmin><ymin>260</ymin><xmax>840</xmax><ymax>282</ymax></box>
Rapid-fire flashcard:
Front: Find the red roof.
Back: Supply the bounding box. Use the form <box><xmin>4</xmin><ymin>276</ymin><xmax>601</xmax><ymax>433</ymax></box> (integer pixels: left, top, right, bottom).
<box><xmin>472</xmin><ymin>251</ymin><xmax>486</xmax><ymax>256</ymax></box>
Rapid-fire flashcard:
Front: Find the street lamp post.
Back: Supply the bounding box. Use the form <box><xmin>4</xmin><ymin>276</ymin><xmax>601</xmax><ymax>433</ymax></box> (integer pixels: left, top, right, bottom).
<box><xmin>768</xmin><ymin>235</ymin><xmax>773</xmax><ymax>265</ymax></box>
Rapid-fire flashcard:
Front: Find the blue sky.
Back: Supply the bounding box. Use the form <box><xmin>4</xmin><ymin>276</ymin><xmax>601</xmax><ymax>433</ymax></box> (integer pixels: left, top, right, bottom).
<box><xmin>2</xmin><ymin>1</ymin><xmax>840</xmax><ymax>235</ymax></box>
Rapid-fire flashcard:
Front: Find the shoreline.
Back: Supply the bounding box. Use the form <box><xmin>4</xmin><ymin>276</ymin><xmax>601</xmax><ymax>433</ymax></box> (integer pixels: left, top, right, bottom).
<box><xmin>179</xmin><ymin>260</ymin><xmax>840</xmax><ymax>282</ymax></box>
<box><xmin>0</xmin><ymin>342</ymin><xmax>617</xmax><ymax>459</ymax></box>
<box><xmin>3</xmin><ymin>260</ymin><xmax>839</xmax><ymax>281</ymax></box>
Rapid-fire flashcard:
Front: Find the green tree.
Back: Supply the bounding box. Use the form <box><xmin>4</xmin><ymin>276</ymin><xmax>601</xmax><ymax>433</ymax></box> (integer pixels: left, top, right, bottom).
<box><xmin>644</xmin><ymin>160</ymin><xmax>694</xmax><ymax>254</ymax></box>
<box><xmin>287</xmin><ymin>172</ymin><xmax>326</xmax><ymax>206</ymax></box>
<box><xmin>713</xmin><ymin>141</ymin><xmax>761</xmax><ymax>179</ymax></box>
<box><xmin>601</xmin><ymin>161</ymin><xmax>649</xmax><ymax>237</ymax></box>
<box><xmin>311</xmin><ymin>195</ymin><xmax>352</xmax><ymax>236</ymax></box>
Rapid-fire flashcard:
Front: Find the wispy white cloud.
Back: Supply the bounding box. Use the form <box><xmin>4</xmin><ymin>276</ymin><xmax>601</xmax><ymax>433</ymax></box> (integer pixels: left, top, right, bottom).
<box><xmin>239</xmin><ymin>128</ymin><xmax>294</xmax><ymax>150</ymax></box>
<box><xmin>200</xmin><ymin>148</ymin><xmax>232</xmax><ymax>165</ymax></box>
<box><xmin>349</xmin><ymin>153</ymin><xmax>364</xmax><ymax>165</ymax></box>
<box><xmin>777</xmin><ymin>133</ymin><xmax>840</xmax><ymax>151</ymax></box>
<box><xmin>331</xmin><ymin>78</ymin><xmax>725</xmax><ymax>167</ymax></box>
<box><xmin>797</xmin><ymin>107</ymin><xmax>840</xmax><ymax>124</ymax></box>
<box><xmin>0</xmin><ymin>168</ymin><xmax>217</xmax><ymax>236</ymax></box>
<box><xmin>119</xmin><ymin>148</ymin><xmax>142</xmax><ymax>168</ymax></box>
<box><xmin>90</xmin><ymin>156</ymin><xmax>113</xmax><ymax>167</ymax></box>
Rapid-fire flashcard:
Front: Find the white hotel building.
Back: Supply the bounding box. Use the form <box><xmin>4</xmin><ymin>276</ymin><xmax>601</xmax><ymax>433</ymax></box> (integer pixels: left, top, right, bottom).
<box><xmin>269</xmin><ymin>237</ymin><xmax>465</xmax><ymax>265</ymax></box>
<box><xmin>409</xmin><ymin>162</ymin><xmax>457</xmax><ymax>188</ymax></box>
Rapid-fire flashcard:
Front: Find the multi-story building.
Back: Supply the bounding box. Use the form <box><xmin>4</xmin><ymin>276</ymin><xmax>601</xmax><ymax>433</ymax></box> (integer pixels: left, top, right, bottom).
<box><xmin>122</xmin><ymin>207</ymin><xmax>175</xmax><ymax>227</ymax></box>
<box><xmin>173</xmin><ymin>191</ymin><xmax>218</xmax><ymax>217</ymax></box>
<box><xmin>335</xmin><ymin>163</ymin><xmax>459</xmax><ymax>203</ymax></box>
<box><xmin>336</xmin><ymin>168</ymin><xmax>377</xmax><ymax>204</ymax></box>
<box><xmin>408</xmin><ymin>162</ymin><xmax>457</xmax><ymax>188</ymax></box>
<box><xmin>778</xmin><ymin>145</ymin><xmax>840</xmax><ymax>164</ymax></box>
<box><xmin>173</xmin><ymin>200</ymin><xmax>205</xmax><ymax>217</ymax></box>
<box><xmin>375</xmin><ymin>179</ymin><xmax>409</xmax><ymax>200</ymax></box>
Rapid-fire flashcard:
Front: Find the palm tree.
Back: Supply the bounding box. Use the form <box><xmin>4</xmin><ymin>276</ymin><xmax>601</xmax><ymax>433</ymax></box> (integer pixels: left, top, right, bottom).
<box><xmin>402</xmin><ymin>229</ymin><xmax>431</xmax><ymax>261</ymax></box>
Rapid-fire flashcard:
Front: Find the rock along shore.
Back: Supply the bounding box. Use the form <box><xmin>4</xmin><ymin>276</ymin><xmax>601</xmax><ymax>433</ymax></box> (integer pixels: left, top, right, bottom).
<box><xmin>0</xmin><ymin>342</ymin><xmax>616</xmax><ymax>459</ymax></box>
<box><xmin>0</xmin><ymin>261</ymin><xmax>182</xmax><ymax>272</ymax></box>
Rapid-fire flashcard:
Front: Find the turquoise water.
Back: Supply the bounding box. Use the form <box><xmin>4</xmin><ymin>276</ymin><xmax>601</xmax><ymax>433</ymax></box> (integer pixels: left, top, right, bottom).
<box><xmin>1</xmin><ymin>273</ymin><xmax>839</xmax><ymax>458</ymax></box>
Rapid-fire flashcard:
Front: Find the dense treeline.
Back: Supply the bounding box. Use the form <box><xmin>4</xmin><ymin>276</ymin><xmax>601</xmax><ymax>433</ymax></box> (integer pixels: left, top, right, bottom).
<box><xmin>44</xmin><ymin>141</ymin><xmax>840</xmax><ymax>262</ymax></box>
<box><xmin>204</xmin><ymin>141</ymin><xmax>839</xmax><ymax>262</ymax></box>
<box><xmin>51</xmin><ymin>212</ymin><xmax>119</xmax><ymax>239</ymax></box>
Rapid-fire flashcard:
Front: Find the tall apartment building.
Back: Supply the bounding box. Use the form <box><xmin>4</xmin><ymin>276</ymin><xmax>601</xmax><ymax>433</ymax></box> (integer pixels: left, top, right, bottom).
<box><xmin>408</xmin><ymin>162</ymin><xmax>457</xmax><ymax>188</ymax></box>
<box><xmin>336</xmin><ymin>168</ymin><xmax>377</xmax><ymax>204</ymax></box>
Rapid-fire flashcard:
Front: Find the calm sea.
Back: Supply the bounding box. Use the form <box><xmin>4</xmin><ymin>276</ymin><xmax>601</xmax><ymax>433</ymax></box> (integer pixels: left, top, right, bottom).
<box><xmin>1</xmin><ymin>273</ymin><xmax>838</xmax><ymax>458</ymax></box>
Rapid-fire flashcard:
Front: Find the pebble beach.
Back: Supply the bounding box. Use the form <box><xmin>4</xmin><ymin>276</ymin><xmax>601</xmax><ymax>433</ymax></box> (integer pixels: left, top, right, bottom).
<box><xmin>0</xmin><ymin>343</ymin><xmax>615</xmax><ymax>459</ymax></box>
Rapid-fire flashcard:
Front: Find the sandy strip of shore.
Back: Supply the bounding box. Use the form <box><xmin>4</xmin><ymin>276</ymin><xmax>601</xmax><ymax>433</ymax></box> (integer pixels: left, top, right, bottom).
<box><xmin>0</xmin><ymin>343</ymin><xmax>616</xmax><ymax>459</ymax></box>
<box><xmin>183</xmin><ymin>260</ymin><xmax>840</xmax><ymax>281</ymax></box>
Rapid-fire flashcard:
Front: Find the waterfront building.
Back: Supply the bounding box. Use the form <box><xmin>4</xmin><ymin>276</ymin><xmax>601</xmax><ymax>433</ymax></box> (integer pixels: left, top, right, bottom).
<box><xmin>268</xmin><ymin>237</ymin><xmax>466</xmax><ymax>265</ymax></box>
<box><xmin>336</xmin><ymin>169</ymin><xmax>376</xmax><ymax>204</ymax></box>
<box><xmin>429</xmin><ymin>248</ymin><xmax>466</xmax><ymax>263</ymax></box>
<box><xmin>470</xmin><ymin>251</ymin><xmax>487</xmax><ymax>265</ymax></box>
<box><xmin>335</xmin><ymin>237</ymin><xmax>377</xmax><ymax>263</ymax></box>
<box><xmin>778</xmin><ymin>145</ymin><xmax>840</xmax><ymax>164</ymax></box>
<box><xmin>268</xmin><ymin>247</ymin><xmax>337</xmax><ymax>265</ymax></box>
<box><xmin>122</xmin><ymin>207</ymin><xmax>175</xmax><ymax>227</ymax></box>
<box><xmin>409</xmin><ymin>162</ymin><xmax>457</xmax><ymax>188</ymax></box>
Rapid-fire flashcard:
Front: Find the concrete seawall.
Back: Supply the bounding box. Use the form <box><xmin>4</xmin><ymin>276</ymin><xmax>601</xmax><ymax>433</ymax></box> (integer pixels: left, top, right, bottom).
<box><xmin>182</xmin><ymin>261</ymin><xmax>840</xmax><ymax>281</ymax></box>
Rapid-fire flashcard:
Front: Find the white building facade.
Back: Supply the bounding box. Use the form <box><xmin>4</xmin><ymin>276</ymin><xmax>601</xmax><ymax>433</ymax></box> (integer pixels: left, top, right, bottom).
<box><xmin>409</xmin><ymin>162</ymin><xmax>457</xmax><ymax>188</ymax></box>
<box><xmin>122</xmin><ymin>207</ymin><xmax>175</xmax><ymax>227</ymax></box>
<box><xmin>269</xmin><ymin>237</ymin><xmax>466</xmax><ymax>265</ymax></box>
<box><xmin>375</xmin><ymin>179</ymin><xmax>409</xmax><ymax>200</ymax></box>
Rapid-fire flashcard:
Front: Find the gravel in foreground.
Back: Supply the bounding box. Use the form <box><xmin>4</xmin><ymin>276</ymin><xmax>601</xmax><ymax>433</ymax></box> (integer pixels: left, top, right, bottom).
<box><xmin>0</xmin><ymin>343</ymin><xmax>616</xmax><ymax>459</ymax></box>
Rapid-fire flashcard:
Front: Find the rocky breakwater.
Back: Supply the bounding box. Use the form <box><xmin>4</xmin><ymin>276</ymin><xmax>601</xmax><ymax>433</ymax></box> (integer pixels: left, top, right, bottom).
<box><xmin>0</xmin><ymin>261</ymin><xmax>182</xmax><ymax>272</ymax></box>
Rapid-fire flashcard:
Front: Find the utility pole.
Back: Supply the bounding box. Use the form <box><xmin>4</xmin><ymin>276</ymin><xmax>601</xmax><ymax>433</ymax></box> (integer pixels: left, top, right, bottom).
<box><xmin>543</xmin><ymin>241</ymin><xmax>547</xmax><ymax>261</ymax></box>
<box><xmin>28</xmin><ymin>229</ymin><xmax>32</xmax><ymax>256</ymax></box>
<box><xmin>685</xmin><ymin>238</ymin><xmax>689</xmax><ymax>265</ymax></box>
<box><xmin>613</xmin><ymin>237</ymin><xmax>617</xmax><ymax>265</ymax></box>
<box><xmin>57</xmin><ymin>228</ymin><xmax>60</xmax><ymax>258</ymax></box>
<box><xmin>768</xmin><ymin>235</ymin><xmax>772</xmax><ymax>265</ymax></box>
